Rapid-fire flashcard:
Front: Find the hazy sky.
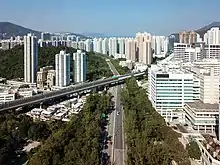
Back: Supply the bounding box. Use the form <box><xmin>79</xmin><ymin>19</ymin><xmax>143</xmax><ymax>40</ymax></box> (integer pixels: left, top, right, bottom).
<box><xmin>1</xmin><ymin>0</ymin><xmax>220</xmax><ymax>36</ymax></box>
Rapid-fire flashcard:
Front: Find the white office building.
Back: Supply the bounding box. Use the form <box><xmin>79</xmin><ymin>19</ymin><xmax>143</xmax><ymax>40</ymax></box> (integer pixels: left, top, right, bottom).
<box><xmin>193</xmin><ymin>58</ymin><xmax>220</xmax><ymax>75</ymax></box>
<box><xmin>174</xmin><ymin>43</ymin><xmax>190</xmax><ymax>61</ymax></box>
<box><xmin>204</xmin><ymin>44</ymin><xmax>220</xmax><ymax>59</ymax></box>
<box><xmin>190</xmin><ymin>67</ymin><xmax>219</xmax><ymax>104</ymax></box>
<box><xmin>55</xmin><ymin>50</ymin><xmax>70</xmax><ymax>87</ymax></box>
<box><xmin>183</xmin><ymin>66</ymin><xmax>220</xmax><ymax>133</ymax></box>
<box><xmin>184</xmin><ymin>47</ymin><xmax>201</xmax><ymax>62</ymax></box>
<box><xmin>184</xmin><ymin>101</ymin><xmax>219</xmax><ymax>134</ymax></box>
<box><xmin>148</xmin><ymin>64</ymin><xmax>200</xmax><ymax>111</ymax></box>
<box><xmin>24</xmin><ymin>33</ymin><xmax>38</xmax><ymax>83</ymax></box>
<box><xmin>73</xmin><ymin>50</ymin><xmax>86</xmax><ymax>83</ymax></box>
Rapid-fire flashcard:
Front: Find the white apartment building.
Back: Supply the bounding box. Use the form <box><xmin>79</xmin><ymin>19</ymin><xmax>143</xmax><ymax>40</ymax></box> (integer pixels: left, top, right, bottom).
<box><xmin>73</xmin><ymin>50</ymin><xmax>86</xmax><ymax>83</ymax></box>
<box><xmin>55</xmin><ymin>50</ymin><xmax>70</xmax><ymax>87</ymax></box>
<box><xmin>71</xmin><ymin>41</ymin><xmax>78</xmax><ymax>49</ymax></box>
<box><xmin>148</xmin><ymin>64</ymin><xmax>200</xmax><ymax>111</ymax></box>
<box><xmin>84</xmin><ymin>39</ymin><xmax>92</xmax><ymax>52</ymax></box>
<box><xmin>96</xmin><ymin>38</ymin><xmax>103</xmax><ymax>53</ymax></box>
<box><xmin>93</xmin><ymin>38</ymin><xmax>98</xmax><ymax>52</ymax></box>
<box><xmin>152</xmin><ymin>36</ymin><xmax>168</xmax><ymax>58</ymax></box>
<box><xmin>24</xmin><ymin>33</ymin><xmax>38</xmax><ymax>83</ymax></box>
<box><xmin>118</xmin><ymin>38</ymin><xmax>125</xmax><ymax>55</ymax></box>
<box><xmin>109</xmin><ymin>37</ymin><xmax>117</xmax><ymax>57</ymax></box>
<box><xmin>204</xmin><ymin>27</ymin><xmax>220</xmax><ymax>45</ymax></box>
<box><xmin>77</xmin><ymin>41</ymin><xmax>85</xmax><ymax>50</ymax></box>
<box><xmin>102</xmin><ymin>38</ymin><xmax>109</xmax><ymax>55</ymax></box>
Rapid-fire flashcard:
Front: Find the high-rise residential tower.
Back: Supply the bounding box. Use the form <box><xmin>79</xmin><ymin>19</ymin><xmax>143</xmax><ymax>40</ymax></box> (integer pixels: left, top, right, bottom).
<box><xmin>93</xmin><ymin>38</ymin><xmax>98</xmax><ymax>52</ymax></box>
<box><xmin>125</xmin><ymin>38</ymin><xmax>136</xmax><ymax>61</ymax></box>
<box><xmin>204</xmin><ymin>27</ymin><xmax>220</xmax><ymax>44</ymax></box>
<box><xmin>136</xmin><ymin>32</ymin><xmax>152</xmax><ymax>65</ymax></box>
<box><xmin>151</xmin><ymin>36</ymin><xmax>169</xmax><ymax>57</ymax></box>
<box><xmin>41</xmin><ymin>32</ymin><xmax>51</xmax><ymax>41</ymax></box>
<box><xmin>179</xmin><ymin>31</ymin><xmax>197</xmax><ymax>44</ymax></box>
<box><xmin>109</xmin><ymin>37</ymin><xmax>117</xmax><ymax>57</ymax></box>
<box><xmin>96</xmin><ymin>38</ymin><xmax>103</xmax><ymax>53</ymax></box>
<box><xmin>84</xmin><ymin>39</ymin><xmax>92</xmax><ymax>52</ymax></box>
<box><xmin>73</xmin><ymin>50</ymin><xmax>86</xmax><ymax>83</ymax></box>
<box><xmin>118</xmin><ymin>38</ymin><xmax>125</xmax><ymax>55</ymax></box>
<box><xmin>24</xmin><ymin>33</ymin><xmax>38</xmax><ymax>83</ymax></box>
<box><xmin>102</xmin><ymin>38</ymin><xmax>109</xmax><ymax>55</ymax></box>
<box><xmin>55</xmin><ymin>50</ymin><xmax>70</xmax><ymax>87</ymax></box>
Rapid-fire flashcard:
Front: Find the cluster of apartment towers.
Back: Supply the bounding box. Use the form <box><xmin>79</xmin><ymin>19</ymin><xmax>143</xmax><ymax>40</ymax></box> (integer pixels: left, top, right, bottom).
<box><xmin>24</xmin><ymin>33</ymin><xmax>86</xmax><ymax>88</ymax></box>
<box><xmin>88</xmin><ymin>32</ymin><xmax>168</xmax><ymax>64</ymax></box>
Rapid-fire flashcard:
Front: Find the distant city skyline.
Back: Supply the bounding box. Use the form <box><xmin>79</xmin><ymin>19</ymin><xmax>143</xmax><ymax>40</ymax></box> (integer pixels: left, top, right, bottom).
<box><xmin>1</xmin><ymin>0</ymin><xmax>220</xmax><ymax>36</ymax></box>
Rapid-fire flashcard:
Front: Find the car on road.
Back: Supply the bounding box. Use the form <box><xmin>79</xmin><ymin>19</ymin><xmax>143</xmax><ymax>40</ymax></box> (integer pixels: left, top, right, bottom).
<box><xmin>117</xmin><ymin>111</ymin><xmax>120</xmax><ymax>115</ymax></box>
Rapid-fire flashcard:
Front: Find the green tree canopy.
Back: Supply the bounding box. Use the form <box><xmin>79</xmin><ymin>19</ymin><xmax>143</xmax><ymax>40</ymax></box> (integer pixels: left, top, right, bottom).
<box><xmin>121</xmin><ymin>78</ymin><xmax>190</xmax><ymax>165</ymax></box>
<box><xmin>186</xmin><ymin>141</ymin><xmax>201</xmax><ymax>160</ymax></box>
<box><xmin>28</xmin><ymin>93</ymin><xmax>111</xmax><ymax>165</ymax></box>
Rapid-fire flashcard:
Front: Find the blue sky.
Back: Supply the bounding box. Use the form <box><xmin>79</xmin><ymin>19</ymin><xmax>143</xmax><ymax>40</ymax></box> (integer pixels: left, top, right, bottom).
<box><xmin>1</xmin><ymin>0</ymin><xmax>220</xmax><ymax>36</ymax></box>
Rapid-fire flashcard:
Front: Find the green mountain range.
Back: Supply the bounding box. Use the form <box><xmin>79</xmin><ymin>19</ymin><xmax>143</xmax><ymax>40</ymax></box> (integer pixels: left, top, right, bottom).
<box><xmin>0</xmin><ymin>22</ymin><xmax>87</xmax><ymax>39</ymax></box>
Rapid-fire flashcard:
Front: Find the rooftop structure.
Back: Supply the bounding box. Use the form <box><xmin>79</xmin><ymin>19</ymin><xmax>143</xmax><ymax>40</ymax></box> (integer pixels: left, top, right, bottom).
<box><xmin>26</xmin><ymin>96</ymin><xmax>86</xmax><ymax>121</ymax></box>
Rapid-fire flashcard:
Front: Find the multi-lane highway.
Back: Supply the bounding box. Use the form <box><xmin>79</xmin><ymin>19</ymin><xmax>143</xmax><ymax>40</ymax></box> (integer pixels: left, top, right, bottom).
<box><xmin>106</xmin><ymin>59</ymin><xmax>125</xmax><ymax>165</ymax></box>
<box><xmin>0</xmin><ymin>71</ymin><xmax>145</xmax><ymax>113</ymax></box>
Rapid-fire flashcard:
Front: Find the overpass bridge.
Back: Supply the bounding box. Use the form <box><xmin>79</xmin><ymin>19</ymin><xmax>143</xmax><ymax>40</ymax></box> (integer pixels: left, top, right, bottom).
<box><xmin>0</xmin><ymin>72</ymin><xmax>145</xmax><ymax>113</ymax></box>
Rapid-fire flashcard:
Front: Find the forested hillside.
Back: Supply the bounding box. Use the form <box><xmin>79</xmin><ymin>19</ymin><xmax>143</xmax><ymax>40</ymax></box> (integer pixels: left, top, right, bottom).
<box><xmin>0</xmin><ymin>46</ymin><xmax>113</xmax><ymax>81</ymax></box>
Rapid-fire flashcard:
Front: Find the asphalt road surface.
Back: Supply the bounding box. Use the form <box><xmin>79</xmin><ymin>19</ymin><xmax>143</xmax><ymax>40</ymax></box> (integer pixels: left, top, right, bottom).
<box><xmin>106</xmin><ymin>59</ymin><xmax>125</xmax><ymax>165</ymax></box>
<box><xmin>113</xmin><ymin>85</ymin><xmax>125</xmax><ymax>165</ymax></box>
<box><xmin>114</xmin><ymin>86</ymin><xmax>123</xmax><ymax>150</ymax></box>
